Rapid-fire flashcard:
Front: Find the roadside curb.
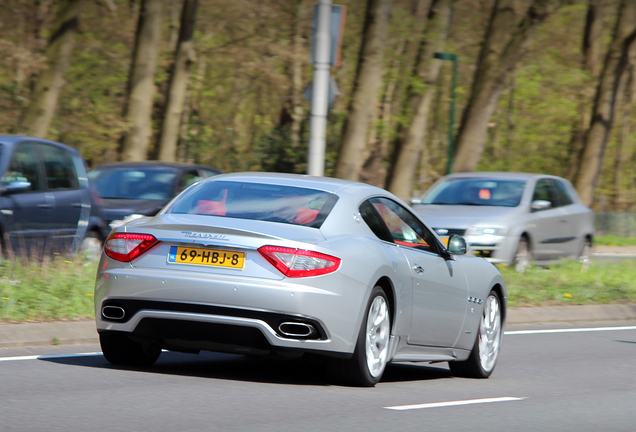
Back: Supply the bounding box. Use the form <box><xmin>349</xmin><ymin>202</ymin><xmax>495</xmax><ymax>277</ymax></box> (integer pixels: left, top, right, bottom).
<box><xmin>506</xmin><ymin>303</ymin><xmax>636</xmax><ymax>325</ymax></box>
<box><xmin>2</xmin><ymin>303</ymin><xmax>636</xmax><ymax>349</ymax></box>
<box><xmin>0</xmin><ymin>320</ymin><xmax>97</xmax><ymax>349</ymax></box>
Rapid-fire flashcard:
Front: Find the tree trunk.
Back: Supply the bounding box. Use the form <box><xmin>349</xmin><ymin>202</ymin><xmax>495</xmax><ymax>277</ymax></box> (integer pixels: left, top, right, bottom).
<box><xmin>582</xmin><ymin>0</ymin><xmax>604</xmax><ymax>78</ymax></box>
<box><xmin>360</xmin><ymin>38</ymin><xmax>407</xmax><ymax>187</ymax></box>
<box><xmin>290</xmin><ymin>0</ymin><xmax>311</xmax><ymax>151</ymax></box>
<box><xmin>121</xmin><ymin>0</ymin><xmax>165</xmax><ymax>162</ymax></box>
<box><xmin>386</xmin><ymin>0</ymin><xmax>432</xmax><ymax>129</ymax></box>
<box><xmin>574</xmin><ymin>0</ymin><xmax>636</xmax><ymax>207</ymax></box>
<box><xmin>18</xmin><ymin>0</ymin><xmax>86</xmax><ymax>138</ymax></box>
<box><xmin>451</xmin><ymin>0</ymin><xmax>561</xmax><ymax>173</ymax></box>
<box><xmin>386</xmin><ymin>0</ymin><xmax>453</xmax><ymax>201</ymax></box>
<box><xmin>158</xmin><ymin>0</ymin><xmax>198</xmax><ymax>162</ymax></box>
<box><xmin>334</xmin><ymin>0</ymin><xmax>392</xmax><ymax>181</ymax></box>
<box><xmin>613</xmin><ymin>64</ymin><xmax>634</xmax><ymax>209</ymax></box>
<box><xmin>568</xmin><ymin>0</ymin><xmax>604</xmax><ymax>182</ymax></box>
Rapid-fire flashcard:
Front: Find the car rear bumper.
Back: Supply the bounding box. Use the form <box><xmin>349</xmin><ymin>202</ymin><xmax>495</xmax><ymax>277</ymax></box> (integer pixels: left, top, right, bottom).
<box><xmin>94</xmin><ymin>266</ymin><xmax>368</xmax><ymax>356</ymax></box>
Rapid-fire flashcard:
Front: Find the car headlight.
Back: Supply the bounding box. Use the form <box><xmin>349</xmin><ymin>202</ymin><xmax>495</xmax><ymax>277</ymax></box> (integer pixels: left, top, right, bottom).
<box><xmin>465</xmin><ymin>227</ymin><xmax>507</xmax><ymax>236</ymax></box>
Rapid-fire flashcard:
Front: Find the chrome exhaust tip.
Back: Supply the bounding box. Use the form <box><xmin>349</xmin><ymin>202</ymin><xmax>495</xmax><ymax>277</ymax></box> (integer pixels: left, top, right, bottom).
<box><xmin>278</xmin><ymin>322</ymin><xmax>316</xmax><ymax>338</ymax></box>
<box><xmin>102</xmin><ymin>305</ymin><xmax>126</xmax><ymax>320</ymax></box>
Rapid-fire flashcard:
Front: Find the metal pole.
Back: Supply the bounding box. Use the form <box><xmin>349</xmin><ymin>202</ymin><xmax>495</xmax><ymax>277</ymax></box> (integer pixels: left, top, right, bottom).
<box><xmin>447</xmin><ymin>55</ymin><xmax>458</xmax><ymax>175</ymax></box>
<box><xmin>307</xmin><ymin>0</ymin><xmax>332</xmax><ymax>177</ymax></box>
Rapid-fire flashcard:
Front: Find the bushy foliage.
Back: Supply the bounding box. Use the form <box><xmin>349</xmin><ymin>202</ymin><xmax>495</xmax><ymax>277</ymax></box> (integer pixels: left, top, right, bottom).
<box><xmin>0</xmin><ymin>0</ymin><xmax>633</xmax><ymax>210</ymax></box>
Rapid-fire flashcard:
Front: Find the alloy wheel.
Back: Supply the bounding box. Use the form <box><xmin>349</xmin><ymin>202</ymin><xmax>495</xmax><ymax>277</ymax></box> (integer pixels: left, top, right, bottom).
<box><xmin>478</xmin><ymin>294</ymin><xmax>501</xmax><ymax>373</ymax></box>
<box><xmin>365</xmin><ymin>295</ymin><xmax>390</xmax><ymax>378</ymax></box>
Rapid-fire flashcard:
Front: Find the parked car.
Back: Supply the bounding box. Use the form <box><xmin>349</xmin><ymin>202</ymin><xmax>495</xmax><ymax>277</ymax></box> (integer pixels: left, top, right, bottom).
<box><xmin>0</xmin><ymin>134</ymin><xmax>108</xmax><ymax>259</ymax></box>
<box><xmin>95</xmin><ymin>172</ymin><xmax>506</xmax><ymax>386</ymax></box>
<box><xmin>88</xmin><ymin>161</ymin><xmax>221</xmax><ymax>230</ymax></box>
<box><xmin>410</xmin><ymin>172</ymin><xmax>595</xmax><ymax>272</ymax></box>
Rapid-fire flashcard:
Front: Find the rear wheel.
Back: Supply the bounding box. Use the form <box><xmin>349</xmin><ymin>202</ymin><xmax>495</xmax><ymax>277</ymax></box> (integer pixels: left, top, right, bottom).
<box><xmin>578</xmin><ymin>238</ymin><xmax>592</xmax><ymax>270</ymax></box>
<box><xmin>335</xmin><ymin>286</ymin><xmax>391</xmax><ymax>387</ymax></box>
<box><xmin>100</xmin><ymin>333</ymin><xmax>161</xmax><ymax>367</ymax></box>
<box><xmin>513</xmin><ymin>237</ymin><xmax>531</xmax><ymax>273</ymax></box>
<box><xmin>449</xmin><ymin>290</ymin><xmax>502</xmax><ymax>378</ymax></box>
<box><xmin>79</xmin><ymin>231</ymin><xmax>102</xmax><ymax>261</ymax></box>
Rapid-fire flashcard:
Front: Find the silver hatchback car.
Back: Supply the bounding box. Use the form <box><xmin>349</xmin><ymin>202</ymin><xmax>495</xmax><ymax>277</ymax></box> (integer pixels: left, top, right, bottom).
<box><xmin>411</xmin><ymin>172</ymin><xmax>594</xmax><ymax>271</ymax></box>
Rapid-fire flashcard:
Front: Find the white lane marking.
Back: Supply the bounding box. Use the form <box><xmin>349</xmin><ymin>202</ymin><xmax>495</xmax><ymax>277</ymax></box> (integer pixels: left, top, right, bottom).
<box><xmin>385</xmin><ymin>397</ymin><xmax>525</xmax><ymax>411</ymax></box>
<box><xmin>0</xmin><ymin>352</ymin><xmax>102</xmax><ymax>362</ymax></box>
<box><xmin>505</xmin><ymin>325</ymin><xmax>636</xmax><ymax>335</ymax></box>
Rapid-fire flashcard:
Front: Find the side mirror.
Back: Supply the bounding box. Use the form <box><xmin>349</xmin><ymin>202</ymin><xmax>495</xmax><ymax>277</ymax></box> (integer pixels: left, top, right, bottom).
<box><xmin>531</xmin><ymin>199</ymin><xmax>552</xmax><ymax>212</ymax></box>
<box><xmin>0</xmin><ymin>181</ymin><xmax>32</xmax><ymax>195</ymax></box>
<box><xmin>409</xmin><ymin>197</ymin><xmax>423</xmax><ymax>205</ymax></box>
<box><xmin>447</xmin><ymin>234</ymin><xmax>467</xmax><ymax>255</ymax></box>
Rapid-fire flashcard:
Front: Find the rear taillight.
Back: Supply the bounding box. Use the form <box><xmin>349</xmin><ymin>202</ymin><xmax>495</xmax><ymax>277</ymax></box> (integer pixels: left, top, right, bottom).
<box><xmin>104</xmin><ymin>233</ymin><xmax>158</xmax><ymax>262</ymax></box>
<box><xmin>258</xmin><ymin>245</ymin><xmax>341</xmax><ymax>278</ymax></box>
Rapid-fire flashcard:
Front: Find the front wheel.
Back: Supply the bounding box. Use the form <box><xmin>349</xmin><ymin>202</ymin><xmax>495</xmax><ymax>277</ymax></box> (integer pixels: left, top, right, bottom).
<box><xmin>100</xmin><ymin>333</ymin><xmax>161</xmax><ymax>367</ymax></box>
<box><xmin>449</xmin><ymin>290</ymin><xmax>502</xmax><ymax>378</ymax></box>
<box><xmin>335</xmin><ymin>286</ymin><xmax>391</xmax><ymax>387</ymax></box>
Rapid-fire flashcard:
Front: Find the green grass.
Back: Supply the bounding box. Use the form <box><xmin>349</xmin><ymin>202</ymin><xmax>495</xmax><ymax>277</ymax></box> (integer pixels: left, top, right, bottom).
<box><xmin>1</xmin><ymin>255</ymin><xmax>636</xmax><ymax>322</ymax></box>
<box><xmin>500</xmin><ymin>259</ymin><xmax>636</xmax><ymax>307</ymax></box>
<box><xmin>593</xmin><ymin>235</ymin><xmax>636</xmax><ymax>247</ymax></box>
<box><xmin>0</xmin><ymin>257</ymin><xmax>97</xmax><ymax>322</ymax></box>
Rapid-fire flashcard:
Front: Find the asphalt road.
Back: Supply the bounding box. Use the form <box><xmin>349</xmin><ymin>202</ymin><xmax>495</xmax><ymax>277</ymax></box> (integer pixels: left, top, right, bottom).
<box><xmin>1</xmin><ymin>321</ymin><xmax>635</xmax><ymax>432</ymax></box>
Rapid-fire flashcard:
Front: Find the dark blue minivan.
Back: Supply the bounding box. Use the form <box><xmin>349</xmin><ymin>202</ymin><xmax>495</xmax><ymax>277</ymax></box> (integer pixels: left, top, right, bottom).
<box><xmin>0</xmin><ymin>135</ymin><xmax>108</xmax><ymax>259</ymax></box>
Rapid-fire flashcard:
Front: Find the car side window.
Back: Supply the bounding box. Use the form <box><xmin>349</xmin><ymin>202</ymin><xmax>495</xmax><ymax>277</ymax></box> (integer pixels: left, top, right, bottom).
<box><xmin>2</xmin><ymin>143</ymin><xmax>44</xmax><ymax>191</ymax></box>
<box><xmin>178</xmin><ymin>170</ymin><xmax>203</xmax><ymax>193</ymax></box>
<box><xmin>359</xmin><ymin>200</ymin><xmax>393</xmax><ymax>243</ymax></box>
<box><xmin>367</xmin><ymin>197</ymin><xmax>441</xmax><ymax>254</ymax></box>
<box><xmin>532</xmin><ymin>179</ymin><xmax>556</xmax><ymax>207</ymax></box>
<box><xmin>39</xmin><ymin>144</ymin><xmax>79</xmax><ymax>190</ymax></box>
<box><xmin>552</xmin><ymin>179</ymin><xmax>574</xmax><ymax>206</ymax></box>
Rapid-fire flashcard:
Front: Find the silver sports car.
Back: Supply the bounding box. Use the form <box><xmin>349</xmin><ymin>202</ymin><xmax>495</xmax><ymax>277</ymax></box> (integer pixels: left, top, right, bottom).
<box><xmin>95</xmin><ymin>173</ymin><xmax>506</xmax><ymax>386</ymax></box>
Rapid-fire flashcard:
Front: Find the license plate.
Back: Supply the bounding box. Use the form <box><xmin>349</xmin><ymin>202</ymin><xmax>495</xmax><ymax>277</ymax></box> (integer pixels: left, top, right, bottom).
<box><xmin>167</xmin><ymin>246</ymin><xmax>245</xmax><ymax>269</ymax></box>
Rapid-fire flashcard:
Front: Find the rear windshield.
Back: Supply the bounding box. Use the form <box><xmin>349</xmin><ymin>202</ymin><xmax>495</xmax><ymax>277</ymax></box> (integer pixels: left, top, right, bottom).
<box><xmin>423</xmin><ymin>178</ymin><xmax>526</xmax><ymax>207</ymax></box>
<box><xmin>89</xmin><ymin>167</ymin><xmax>177</xmax><ymax>200</ymax></box>
<box><xmin>166</xmin><ymin>180</ymin><xmax>338</xmax><ymax>228</ymax></box>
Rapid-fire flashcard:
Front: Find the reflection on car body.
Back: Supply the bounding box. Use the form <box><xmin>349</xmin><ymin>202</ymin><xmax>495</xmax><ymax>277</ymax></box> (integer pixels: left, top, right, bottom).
<box><xmin>95</xmin><ymin>172</ymin><xmax>506</xmax><ymax>386</ymax></box>
<box><xmin>410</xmin><ymin>172</ymin><xmax>595</xmax><ymax>272</ymax></box>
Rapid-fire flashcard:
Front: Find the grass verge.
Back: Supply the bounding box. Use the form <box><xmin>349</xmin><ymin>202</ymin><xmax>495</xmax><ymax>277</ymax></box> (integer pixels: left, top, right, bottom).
<box><xmin>593</xmin><ymin>235</ymin><xmax>636</xmax><ymax>246</ymax></box>
<box><xmin>0</xmin><ymin>257</ymin><xmax>97</xmax><ymax>322</ymax></box>
<box><xmin>500</xmin><ymin>259</ymin><xmax>636</xmax><ymax>307</ymax></box>
<box><xmin>1</xmin><ymin>256</ymin><xmax>635</xmax><ymax>322</ymax></box>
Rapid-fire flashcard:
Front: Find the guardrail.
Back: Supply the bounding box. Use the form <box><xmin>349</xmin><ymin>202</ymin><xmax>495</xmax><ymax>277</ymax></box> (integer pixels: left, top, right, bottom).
<box><xmin>595</xmin><ymin>212</ymin><xmax>636</xmax><ymax>237</ymax></box>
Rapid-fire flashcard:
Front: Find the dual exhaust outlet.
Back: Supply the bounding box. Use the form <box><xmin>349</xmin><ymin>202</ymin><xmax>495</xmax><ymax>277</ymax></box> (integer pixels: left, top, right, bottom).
<box><xmin>278</xmin><ymin>322</ymin><xmax>316</xmax><ymax>338</ymax></box>
<box><xmin>103</xmin><ymin>305</ymin><xmax>317</xmax><ymax>339</ymax></box>
<box><xmin>102</xmin><ymin>305</ymin><xmax>125</xmax><ymax>320</ymax></box>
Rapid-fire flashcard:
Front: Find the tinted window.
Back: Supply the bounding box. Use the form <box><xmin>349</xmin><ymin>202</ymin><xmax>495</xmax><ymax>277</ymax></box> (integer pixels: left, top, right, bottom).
<box><xmin>368</xmin><ymin>197</ymin><xmax>441</xmax><ymax>254</ymax></box>
<box><xmin>359</xmin><ymin>200</ymin><xmax>393</xmax><ymax>243</ymax></box>
<box><xmin>552</xmin><ymin>179</ymin><xmax>574</xmax><ymax>206</ymax></box>
<box><xmin>39</xmin><ymin>144</ymin><xmax>79</xmax><ymax>190</ymax></box>
<box><xmin>177</xmin><ymin>169</ymin><xmax>204</xmax><ymax>194</ymax></box>
<box><xmin>89</xmin><ymin>167</ymin><xmax>177</xmax><ymax>200</ymax></box>
<box><xmin>166</xmin><ymin>180</ymin><xmax>338</xmax><ymax>228</ymax></box>
<box><xmin>3</xmin><ymin>143</ymin><xmax>44</xmax><ymax>191</ymax></box>
<box><xmin>532</xmin><ymin>179</ymin><xmax>556</xmax><ymax>206</ymax></box>
<box><xmin>423</xmin><ymin>178</ymin><xmax>526</xmax><ymax>207</ymax></box>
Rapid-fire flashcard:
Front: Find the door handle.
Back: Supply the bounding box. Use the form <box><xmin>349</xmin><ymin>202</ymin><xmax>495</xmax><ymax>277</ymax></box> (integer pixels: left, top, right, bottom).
<box><xmin>413</xmin><ymin>264</ymin><xmax>424</xmax><ymax>274</ymax></box>
<box><xmin>72</xmin><ymin>202</ymin><xmax>84</xmax><ymax>208</ymax></box>
<box><xmin>37</xmin><ymin>203</ymin><xmax>53</xmax><ymax>209</ymax></box>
